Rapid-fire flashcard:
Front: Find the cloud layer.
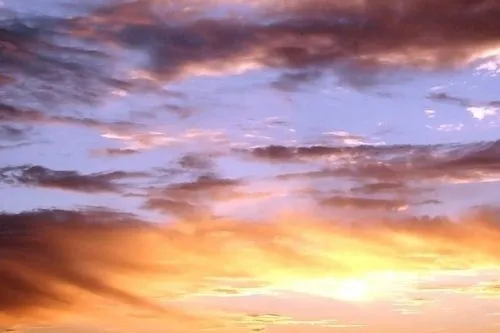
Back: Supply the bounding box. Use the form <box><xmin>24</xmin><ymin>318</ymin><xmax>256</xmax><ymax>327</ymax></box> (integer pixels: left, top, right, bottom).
<box><xmin>71</xmin><ymin>0</ymin><xmax>500</xmax><ymax>83</ymax></box>
<box><xmin>2</xmin><ymin>0</ymin><xmax>500</xmax><ymax>106</ymax></box>
<box><xmin>2</xmin><ymin>207</ymin><xmax>500</xmax><ymax>329</ymax></box>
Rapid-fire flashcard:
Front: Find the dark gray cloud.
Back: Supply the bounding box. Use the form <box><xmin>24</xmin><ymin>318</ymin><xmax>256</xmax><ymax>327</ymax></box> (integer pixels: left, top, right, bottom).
<box><xmin>0</xmin><ymin>165</ymin><xmax>148</xmax><ymax>193</ymax></box>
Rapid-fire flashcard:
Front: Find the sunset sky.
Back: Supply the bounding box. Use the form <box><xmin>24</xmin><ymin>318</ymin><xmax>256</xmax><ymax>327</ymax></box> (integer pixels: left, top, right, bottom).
<box><xmin>1</xmin><ymin>1</ymin><xmax>500</xmax><ymax>332</ymax></box>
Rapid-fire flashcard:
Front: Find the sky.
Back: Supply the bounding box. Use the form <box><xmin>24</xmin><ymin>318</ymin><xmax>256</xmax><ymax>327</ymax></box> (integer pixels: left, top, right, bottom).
<box><xmin>1</xmin><ymin>0</ymin><xmax>500</xmax><ymax>332</ymax></box>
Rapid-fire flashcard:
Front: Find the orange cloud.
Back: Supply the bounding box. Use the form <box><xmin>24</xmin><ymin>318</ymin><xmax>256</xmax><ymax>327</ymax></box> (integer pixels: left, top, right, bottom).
<box><xmin>2</xmin><ymin>208</ymin><xmax>500</xmax><ymax>330</ymax></box>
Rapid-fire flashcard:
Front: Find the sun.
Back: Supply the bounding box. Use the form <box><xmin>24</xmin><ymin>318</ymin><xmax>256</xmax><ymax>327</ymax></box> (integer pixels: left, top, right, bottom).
<box><xmin>333</xmin><ymin>279</ymin><xmax>371</xmax><ymax>302</ymax></box>
<box><xmin>280</xmin><ymin>277</ymin><xmax>372</xmax><ymax>302</ymax></box>
<box><xmin>280</xmin><ymin>272</ymin><xmax>414</xmax><ymax>303</ymax></box>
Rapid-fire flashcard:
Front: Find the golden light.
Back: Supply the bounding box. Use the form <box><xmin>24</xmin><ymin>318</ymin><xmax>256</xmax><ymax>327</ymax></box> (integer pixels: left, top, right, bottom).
<box><xmin>276</xmin><ymin>272</ymin><xmax>417</xmax><ymax>303</ymax></box>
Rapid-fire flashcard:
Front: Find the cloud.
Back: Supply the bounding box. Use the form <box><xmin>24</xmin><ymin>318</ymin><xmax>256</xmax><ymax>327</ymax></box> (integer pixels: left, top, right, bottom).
<box><xmin>1</xmin><ymin>0</ymin><xmax>500</xmax><ymax>114</ymax></box>
<box><xmin>1</xmin><ymin>102</ymin><xmax>229</xmax><ymax>155</ymax></box>
<box><xmin>0</xmin><ymin>125</ymin><xmax>27</xmax><ymax>141</ymax></box>
<box><xmin>90</xmin><ymin>147</ymin><xmax>141</xmax><ymax>157</ymax></box>
<box><xmin>2</xmin><ymin>206</ymin><xmax>500</xmax><ymax>329</ymax></box>
<box><xmin>427</xmin><ymin>92</ymin><xmax>470</xmax><ymax>107</ymax></box>
<box><xmin>178</xmin><ymin>153</ymin><xmax>215</xmax><ymax>170</ymax></box>
<box><xmin>0</xmin><ymin>16</ymin><xmax>127</xmax><ymax>106</ymax></box>
<box><xmin>230</xmin><ymin>313</ymin><xmax>365</xmax><ymax>331</ymax></box>
<box><xmin>244</xmin><ymin>143</ymin><xmax>438</xmax><ymax>163</ymax></box>
<box><xmin>350</xmin><ymin>181</ymin><xmax>415</xmax><ymax>195</ymax></box>
<box><xmin>0</xmin><ymin>165</ymin><xmax>148</xmax><ymax>193</ymax></box>
<box><xmin>143</xmin><ymin>173</ymin><xmax>281</xmax><ymax>219</ymax></box>
<box><xmin>66</xmin><ymin>0</ymin><xmax>500</xmax><ymax>87</ymax></box>
<box><xmin>321</xmin><ymin>130</ymin><xmax>381</xmax><ymax>146</ymax></box>
<box><xmin>424</xmin><ymin>109</ymin><xmax>436</xmax><ymax>118</ymax></box>
<box><xmin>3</xmin><ymin>0</ymin><xmax>500</xmax><ymax>109</ymax></box>
<box><xmin>144</xmin><ymin>197</ymin><xmax>210</xmax><ymax>219</ymax></box>
<box><xmin>428</xmin><ymin>92</ymin><xmax>500</xmax><ymax>108</ymax></box>
<box><xmin>467</xmin><ymin>106</ymin><xmax>497</xmax><ymax>120</ymax></box>
<box><xmin>417</xmin><ymin>278</ymin><xmax>500</xmax><ymax>299</ymax></box>
<box><xmin>430</xmin><ymin>123</ymin><xmax>465</xmax><ymax>132</ymax></box>
<box><xmin>154</xmin><ymin>174</ymin><xmax>241</xmax><ymax>198</ymax></box>
<box><xmin>462</xmin><ymin>282</ymin><xmax>500</xmax><ymax>298</ymax></box>
<box><xmin>248</xmin><ymin>140</ymin><xmax>500</xmax><ymax>185</ymax></box>
<box><xmin>271</xmin><ymin>70</ymin><xmax>322</xmax><ymax>91</ymax></box>
<box><xmin>427</xmin><ymin>92</ymin><xmax>500</xmax><ymax>120</ymax></box>
<box><xmin>0</xmin><ymin>103</ymin><xmax>133</xmax><ymax>130</ymax></box>
<box><xmin>476</xmin><ymin>54</ymin><xmax>500</xmax><ymax>76</ymax></box>
<box><xmin>320</xmin><ymin>195</ymin><xmax>409</xmax><ymax>212</ymax></box>
<box><xmin>143</xmin><ymin>174</ymin><xmax>248</xmax><ymax>218</ymax></box>
<box><xmin>0</xmin><ymin>103</ymin><xmax>142</xmax><ymax>147</ymax></box>
<box><xmin>100</xmin><ymin>128</ymin><xmax>228</xmax><ymax>153</ymax></box>
<box><xmin>0</xmin><ymin>209</ymin><xmax>219</xmax><ymax>329</ymax></box>
<box><xmin>0</xmin><ymin>124</ymin><xmax>30</xmax><ymax>150</ymax></box>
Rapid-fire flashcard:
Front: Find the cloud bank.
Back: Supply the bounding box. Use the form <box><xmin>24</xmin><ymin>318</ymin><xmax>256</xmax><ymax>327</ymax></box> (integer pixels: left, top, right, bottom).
<box><xmin>2</xmin><ymin>0</ymin><xmax>500</xmax><ymax>107</ymax></box>
<box><xmin>2</xmin><ymin>207</ymin><xmax>500</xmax><ymax>329</ymax></box>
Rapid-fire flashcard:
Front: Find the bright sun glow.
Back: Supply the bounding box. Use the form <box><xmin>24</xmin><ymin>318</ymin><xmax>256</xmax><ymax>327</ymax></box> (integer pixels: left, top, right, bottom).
<box><xmin>279</xmin><ymin>272</ymin><xmax>417</xmax><ymax>303</ymax></box>
<box><xmin>334</xmin><ymin>279</ymin><xmax>371</xmax><ymax>302</ymax></box>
